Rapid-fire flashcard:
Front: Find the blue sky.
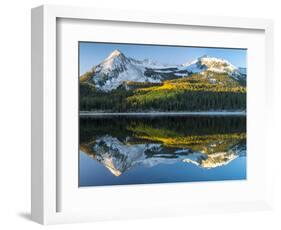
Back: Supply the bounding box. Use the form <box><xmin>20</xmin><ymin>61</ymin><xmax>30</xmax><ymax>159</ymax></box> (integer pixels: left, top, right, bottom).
<box><xmin>79</xmin><ymin>42</ymin><xmax>247</xmax><ymax>75</ymax></box>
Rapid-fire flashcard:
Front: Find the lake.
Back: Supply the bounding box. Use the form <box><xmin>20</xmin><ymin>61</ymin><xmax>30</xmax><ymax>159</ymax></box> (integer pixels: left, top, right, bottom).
<box><xmin>79</xmin><ymin>115</ymin><xmax>246</xmax><ymax>187</ymax></box>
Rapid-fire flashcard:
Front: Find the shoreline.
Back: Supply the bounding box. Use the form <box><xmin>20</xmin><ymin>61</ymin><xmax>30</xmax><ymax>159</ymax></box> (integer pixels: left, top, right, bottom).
<box><xmin>79</xmin><ymin>111</ymin><xmax>246</xmax><ymax>116</ymax></box>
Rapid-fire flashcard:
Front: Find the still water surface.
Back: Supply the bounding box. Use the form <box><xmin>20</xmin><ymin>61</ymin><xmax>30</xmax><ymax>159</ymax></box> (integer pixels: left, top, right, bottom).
<box><xmin>79</xmin><ymin>115</ymin><xmax>246</xmax><ymax>187</ymax></box>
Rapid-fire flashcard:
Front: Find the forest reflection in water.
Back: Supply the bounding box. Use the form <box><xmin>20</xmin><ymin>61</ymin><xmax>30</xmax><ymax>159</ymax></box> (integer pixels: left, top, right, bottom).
<box><xmin>79</xmin><ymin>115</ymin><xmax>246</xmax><ymax>186</ymax></box>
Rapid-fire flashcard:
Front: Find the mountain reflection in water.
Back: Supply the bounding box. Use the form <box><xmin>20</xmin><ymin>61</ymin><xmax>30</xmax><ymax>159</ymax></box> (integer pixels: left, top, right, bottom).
<box><xmin>79</xmin><ymin>115</ymin><xmax>246</xmax><ymax>186</ymax></box>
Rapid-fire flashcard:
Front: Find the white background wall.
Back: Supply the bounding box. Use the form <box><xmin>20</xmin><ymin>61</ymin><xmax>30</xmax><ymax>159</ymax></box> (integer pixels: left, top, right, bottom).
<box><xmin>0</xmin><ymin>0</ymin><xmax>280</xmax><ymax>229</ymax></box>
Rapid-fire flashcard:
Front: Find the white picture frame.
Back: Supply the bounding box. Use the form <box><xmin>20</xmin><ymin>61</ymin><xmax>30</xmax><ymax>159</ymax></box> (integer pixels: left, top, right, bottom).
<box><xmin>31</xmin><ymin>4</ymin><xmax>274</xmax><ymax>225</ymax></box>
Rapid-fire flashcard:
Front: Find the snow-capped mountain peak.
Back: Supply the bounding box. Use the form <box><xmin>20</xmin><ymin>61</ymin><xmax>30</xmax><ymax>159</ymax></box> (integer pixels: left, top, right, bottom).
<box><xmin>106</xmin><ymin>49</ymin><xmax>122</xmax><ymax>59</ymax></box>
<box><xmin>83</xmin><ymin>50</ymin><xmax>246</xmax><ymax>91</ymax></box>
<box><xmin>97</xmin><ymin>49</ymin><xmax>128</xmax><ymax>71</ymax></box>
<box><xmin>183</xmin><ymin>55</ymin><xmax>236</xmax><ymax>73</ymax></box>
<box><xmin>199</xmin><ymin>56</ymin><xmax>236</xmax><ymax>72</ymax></box>
<box><xmin>179</xmin><ymin>55</ymin><xmax>246</xmax><ymax>81</ymax></box>
<box><xmin>91</xmin><ymin>50</ymin><xmax>163</xmax><ymax>91</ymax></box>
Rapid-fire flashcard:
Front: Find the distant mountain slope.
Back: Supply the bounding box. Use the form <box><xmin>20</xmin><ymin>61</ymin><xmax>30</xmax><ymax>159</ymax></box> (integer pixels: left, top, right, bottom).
<box><xmin>80</xmin><ymin>50</ymin><xmax>247</xmax><ymax>91</ymax></box>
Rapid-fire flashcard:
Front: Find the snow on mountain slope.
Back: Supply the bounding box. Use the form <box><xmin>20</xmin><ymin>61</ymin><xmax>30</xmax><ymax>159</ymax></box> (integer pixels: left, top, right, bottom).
<box><xmin>85</xmin><ymin>50</ymin><xmax>246</xmax><ymax>91</ymax></box>
<box><xmin>181</xmin><ymin>56</ymin><xmax>240</xmax><ymax>75</ymax></box>
<box><xmin>130</xmin><ymin>57</ymin><xmax>175</xmax><ymax>69</ymax></box>
<box><xmin>91</xmin><ymin>49</ymin><xmax>162</xmax><ymax>91</ymax></box>
<box><xmin>179</xmin><ymin>58</ymin><xmax>207</xmax><ymax>73</ymax></box>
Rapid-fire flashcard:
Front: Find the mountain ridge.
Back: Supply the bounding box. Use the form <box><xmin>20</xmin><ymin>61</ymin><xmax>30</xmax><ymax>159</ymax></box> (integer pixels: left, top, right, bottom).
<box><xmin>80</xmin><ymin>49</ymin><xmax>247</xmax><ymax>91</ymax></box>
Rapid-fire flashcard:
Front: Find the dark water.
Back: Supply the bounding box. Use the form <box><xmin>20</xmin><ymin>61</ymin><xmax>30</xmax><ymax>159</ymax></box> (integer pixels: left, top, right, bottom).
<box><xmin>79</xmin><ymin>115</ymin><xmax>246</xmax><ymax>187</ymax></box>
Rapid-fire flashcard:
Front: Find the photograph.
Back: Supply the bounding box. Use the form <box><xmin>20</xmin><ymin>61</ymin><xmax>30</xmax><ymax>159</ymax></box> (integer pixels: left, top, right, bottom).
<box><xmin>79</xmin><ymin>42</ymin><xmax>247</xmax><ymax>187</ymax></box>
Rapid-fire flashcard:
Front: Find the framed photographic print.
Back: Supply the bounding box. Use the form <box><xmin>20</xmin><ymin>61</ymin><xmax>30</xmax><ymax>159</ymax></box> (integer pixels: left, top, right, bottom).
<box><xmin>31</xmin><ymin>5</ymin><xmax>274</xmax><ymax>224</ymax></box>
<box><xmin>78</xmin><ymin>42</ymin><xmax>247</xmax><ymax>187</ymax></box>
